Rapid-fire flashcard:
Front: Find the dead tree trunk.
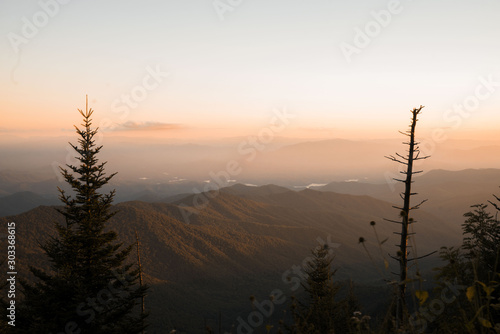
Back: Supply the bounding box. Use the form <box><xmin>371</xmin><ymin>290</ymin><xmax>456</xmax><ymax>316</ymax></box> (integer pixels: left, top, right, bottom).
<box><xmin>385</xmin><ymin>106</ymin><xmax>430</xmax><ymax>327</ymax></box>
<box><xmin>135</xmin><ymin>230</ymin><xmax>145</xmax><ymax>334</ymax></box>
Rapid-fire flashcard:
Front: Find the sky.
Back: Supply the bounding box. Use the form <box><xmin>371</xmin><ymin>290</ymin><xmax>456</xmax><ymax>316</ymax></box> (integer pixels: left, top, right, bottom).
<box><xmin>1</xmin><ymin>0</ymin><xmax>500</xmax><ymax>141</ymax></box>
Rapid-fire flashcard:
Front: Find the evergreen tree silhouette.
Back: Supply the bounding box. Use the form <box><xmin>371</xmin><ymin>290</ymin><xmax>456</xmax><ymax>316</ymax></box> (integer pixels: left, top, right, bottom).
<box><xmin>17</xmin><ymin>97</ymin><xmax>147</xmax><ymax>333</ymax></box>
<box><xmin>290</xmin><ymin>244</ymin><xmax>341</xmax><ymax>334</ymax></box>
<box><xmin>433</xmin><ymin>204</ymin><xmax>500</xmax><ymax>333</ymax></box>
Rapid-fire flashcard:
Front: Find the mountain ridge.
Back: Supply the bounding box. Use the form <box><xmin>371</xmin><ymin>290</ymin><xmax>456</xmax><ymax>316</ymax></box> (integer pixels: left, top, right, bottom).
<box><xmin>0</xmin><ymin>185</ymin><xmax>462</xmax><ymax>333</ymax></box>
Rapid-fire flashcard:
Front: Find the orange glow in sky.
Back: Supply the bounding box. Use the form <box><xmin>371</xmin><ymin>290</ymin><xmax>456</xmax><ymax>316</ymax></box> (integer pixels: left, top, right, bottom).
<box><xmin>1</xmin><ymin>1</ymin><xmax>500</xmax><ymax>142</ymax></box>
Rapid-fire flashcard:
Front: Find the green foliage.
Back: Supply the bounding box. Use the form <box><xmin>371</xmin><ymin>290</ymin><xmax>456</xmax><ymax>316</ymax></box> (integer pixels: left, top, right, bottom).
<box><xmin>462</xmin><ymin>204</ymin><xmax>500</xmax><ymax>279</ymax></box>
<box><xmin>431</xmin><ymin>204</ymin><xmax>500</xmax><ymax>333</ymax></box>
<box><xmin>15</xmin><ymin>106</ymin><xmax>147</xmax><ymax>333</ymax></box>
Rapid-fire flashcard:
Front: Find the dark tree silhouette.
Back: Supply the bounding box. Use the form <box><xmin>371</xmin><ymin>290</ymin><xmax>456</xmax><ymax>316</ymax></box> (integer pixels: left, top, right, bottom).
<box><xmin>290</xmin><ymin>244</ymin><xmax>345</xmax><ymax>334</ymax></box>
<box><xmin>17</xmin><ymin>97</ymin><xmax>147</xmax><ymax>333</ymax></box>
<box><xmin>385</xmin><ymin>106</ymin><xmax>432</xmax><ymax>327</ymax></box>
<box><xmin>135</xmin><ymin>230</ymin><xmax>146</xmax><ymax>334</ymax></box>
<box><xmin>433</xmin><ymin>204</ymin><xmax>500</xmax><ymax>333</ymax></box>
<box><xmin>462</xmin><ymin>204</ymin><xmax>500</xmax><ymax>277</ymax></box>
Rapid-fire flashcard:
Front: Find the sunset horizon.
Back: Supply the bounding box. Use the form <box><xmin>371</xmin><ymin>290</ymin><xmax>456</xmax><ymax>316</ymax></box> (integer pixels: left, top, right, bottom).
<box><xmin>2</xmin><ymin>1</ymin><xmax>500</xmax><ymax>333</ymax></box>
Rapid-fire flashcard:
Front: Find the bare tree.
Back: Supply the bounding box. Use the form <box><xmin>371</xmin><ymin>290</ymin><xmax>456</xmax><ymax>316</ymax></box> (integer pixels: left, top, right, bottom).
<box><xmin>135</xmin><ymin>230</ymin><xmax>146</xmax><ymax>334</ymax></box>
<box><xmin>385</xmin><ymin>106</ymin><xmax>434</xmax><ymax>327</ymax></box>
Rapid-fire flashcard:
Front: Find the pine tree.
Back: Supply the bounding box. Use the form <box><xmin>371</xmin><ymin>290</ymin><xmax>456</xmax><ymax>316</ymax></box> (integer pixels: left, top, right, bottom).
<box><xmin>290</xmin><ymin>244</ymin><xmax>341</xmax><ymax>334</ymax></box>
<box><xmin>17</xmin><ymin>97</ymin><xmax>147</xmax><ymax>333</ymax></box>
<box><xmin>462</xmin><ymin>204</ymin><xmax>500</xmax><ymax>278</ymax></box>
<box><xmin>433</xmin><ymin>204</ymin><xmax>500</xmax><ymax>332</ymax></box>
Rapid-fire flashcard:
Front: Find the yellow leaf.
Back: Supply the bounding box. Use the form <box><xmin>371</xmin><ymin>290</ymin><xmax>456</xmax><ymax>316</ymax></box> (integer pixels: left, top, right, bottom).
<box><xmin>476</xmin><ymin>281</ymin><xmax>487</xmax><ymax>289</ymax></box>
<box><xmin>384</xmin><ymin>259</ymin><xmax>389</xmax><ymax>270</ymax></box>
<box><xmin>465</xmin><ymin>322</ymin><xmax>474</xmax><ymax>331</ymax></box>
<box><xmin>466</xmin><ymin>286</ymin><xmax>475</xmax><ymax>302</ymax></box>
<box><xmin>482</xmin><ymin>285</ymin><xmax>495</xmax><ymax>297</ymax></box>
<box><xmin>415</xmin><ymin>290</ymin><xmax>429</xmax><ymax>305</ymax></box>
<box><xmin>478</xmin><ymin>317</ymin><xmax>492</xmax><ymax>328</ymax></box>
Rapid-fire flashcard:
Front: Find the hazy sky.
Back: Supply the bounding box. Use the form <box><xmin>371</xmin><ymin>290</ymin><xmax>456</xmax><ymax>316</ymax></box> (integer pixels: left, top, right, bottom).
<box><xmin>2</xmin><ymin>0</ymin><xmax>500</xmax><ymax>140</ymax></box>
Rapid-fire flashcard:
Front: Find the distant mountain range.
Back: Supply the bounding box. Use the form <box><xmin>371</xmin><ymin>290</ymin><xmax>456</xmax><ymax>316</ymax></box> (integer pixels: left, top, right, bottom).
<box><xmin>3</xmin><ymin>137</ymin><xmax>500</xmax><ymax>187</ymax></box>
<box><xmin>3</xmin><ymin>167</ymin><xmax>499</xmax><ymax>226</ymax></box>
<box><xmin>315</xmin><ymin>168</ymin><xmax>500</xmax><ymax>228</ymax></box>
<box><xmin>0</xmin><ymin>191</ymin><xmax>59</xmax><ymax>217</ymax></box>
<box><xmin>0</xmin><ymin>173</ymin><xmax>483</xmax><ymax>333</ymax></box>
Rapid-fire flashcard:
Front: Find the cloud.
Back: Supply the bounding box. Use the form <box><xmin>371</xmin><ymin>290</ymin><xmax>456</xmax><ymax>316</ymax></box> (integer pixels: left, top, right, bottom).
<box><xmin>111</xmin><ymin>121</ymin><xmax>184</xmax><ymax>132</ymax></box>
